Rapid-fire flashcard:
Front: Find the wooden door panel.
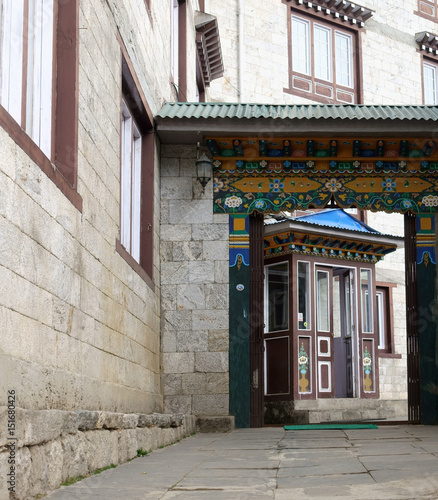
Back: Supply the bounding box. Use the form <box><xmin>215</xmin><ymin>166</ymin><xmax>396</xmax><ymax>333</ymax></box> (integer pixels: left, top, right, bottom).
<box><xmin>265</xmin><ymin>337</ymin><xmax>290</xmax><ymax>396</ymax></box>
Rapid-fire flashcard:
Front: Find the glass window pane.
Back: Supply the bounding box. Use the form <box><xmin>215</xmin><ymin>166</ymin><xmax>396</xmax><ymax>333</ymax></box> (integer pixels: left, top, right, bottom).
<box><xmin>361</xmin><ymin>269</ymin><xmax>373</xmax><ymax>333</ymax></box>
<box><xmin>344</xmin><ymin>273</ymin><xmax>352</xmax><ymax>337</ymax></box>
<box><xmin>335</xmin><ymin>32</ymin><xmax>352</xmax><ymax>88</ymax></box>
<box><xmin>0</xmin><ymin>0</ymin><xmax>24</xmax><ymax>123</ymax></box>
<box><xmin>26</xmin><ymin>0</ymin><xmax>54</xmax><ymax>158</ymax></box>
<box><xmin>376</xmin><ymin>291</ymin><xmax>385</xmax><ymax>349</ymax></box>
<box><xmin>332</xmin><ymin>276</ymin><xmax>341</xmax><ymax>338</ymax></box>
<box><xmin>317</xmin><ymin>270</ymin><xmax>330</xmax><ymax>331</ymax></box>
<box><xmin>314</xmin><ymin>25</ymin><xmax>331</xmax><ymax>81</ymax></box>
<box><xmin>131</xmin><ymin>123</ymin><xmax>142</xmax><ymax>263</ymax></box>
<box><xmin>121</xmin><ymin>101</ymin><xmax>133</xmax><ymax>253</ymax></box>
<box><xmin>424</xmin><ymin>63</ymin><xmax>437</xmax><ymax>105</ymax></box>
<box><xmin>298</xmin><ymin>261</ymin><xmax>311</xmax><ymax>330</ymax></box>
<box><xmin>292</xmin><ymin>17</ymin><xmax>310</xmax><ymax>75</ymax></box>
<box><xmin>266</xmin><ymin>262</ymin><xmax>289</xmax><ymax>332</ymax></box>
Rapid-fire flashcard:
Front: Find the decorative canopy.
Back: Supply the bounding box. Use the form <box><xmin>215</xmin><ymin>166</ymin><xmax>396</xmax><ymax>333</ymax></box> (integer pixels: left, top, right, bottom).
<box><xmin>416</xmin><ymin>31</ymin><xmax>438</xmax><ymax>58</ymax></box>
<box><xmin>209</xmin><ymin>136</ymin><xmax>438</xmax><ymax>215</ymax></box>
<box><xmin>155</xmin><ymin>103</ymin><xmax>438</xmax><ymax>215</ymax></box>
<box><xmin>286</xmin><ymin>0</ymin><xmax>374</xmax><ymax>26</ymax></box>
<box><xmin>264</xmin><ymin>209</ymin><xmax>401</xmax><ymax>262</ymax></box>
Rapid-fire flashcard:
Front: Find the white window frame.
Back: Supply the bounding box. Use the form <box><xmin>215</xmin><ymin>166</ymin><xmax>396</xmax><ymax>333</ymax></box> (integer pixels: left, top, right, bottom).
<box><xmin>423</xmin><ymin>60</ymin><xmax>438</xmax><ymax>105</ymax></box>
<box><xmin>376</xmin><ymin>290</ymin><xmax>385</xmax><ymax>349</ymax></box>
<box><xmin>314</xmin><ymin>24</ymin><xmax>332</xmax><ymax>83</ymax></box>
<box><xmin>291</xmin><ymin>16</ymin><xmax>310</xmax><ymax>76</ymax></box>
<box><xmin>171</xmin><ymin>0</ymin><xmax>179</xmax><ymax>84</ymax></box>
<box><xmin>335</xmin><ymin>31</ymin><xmax>353</xmax><ymax>89</ymax></box>
<box><xmin>121</xmin><ymin>99</ymin><xmax>142</xmax><ymax>264</ymax></box>
<box><xmin>0</xmin><ymin>0</ymin><xmax>54</xmax><ymax>158</ymax></box>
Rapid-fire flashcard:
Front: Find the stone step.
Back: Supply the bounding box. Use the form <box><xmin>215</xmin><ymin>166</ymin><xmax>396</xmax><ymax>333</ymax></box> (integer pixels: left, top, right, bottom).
<box><xmin>265</xmin><ymin>399</ymin><xmax>408</xmax><ymax>425</ymax></box>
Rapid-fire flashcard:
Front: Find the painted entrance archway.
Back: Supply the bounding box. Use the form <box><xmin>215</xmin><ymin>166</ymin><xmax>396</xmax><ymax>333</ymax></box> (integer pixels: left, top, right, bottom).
<box><xmin>208</xmin><ymin>135</ymin><xmax>438</xmax><ymax>427</ymax></box>
<box><xmin>155</xmin><ymin>102</ymin><xmax>438</xmax><ymax>428</ymax></box>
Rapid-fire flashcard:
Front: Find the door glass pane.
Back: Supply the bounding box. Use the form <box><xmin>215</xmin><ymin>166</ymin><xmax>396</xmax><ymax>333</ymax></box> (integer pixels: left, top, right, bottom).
<box><xmin>317</xmin><ymin>270</ymin><xmax>330</xmax><ymax>331</ymax></box>
<box><xmin>332</xmin><ymin>276</ymin><xmax>341</xmax><ymax>338</ymax></box>
<box><xmin>297</xmin><ymin>261</ymin><xmax>310</xmax><ymax>330</ymax></box>
<box><xmin>266</xmin><ymin>262</ymin><xmax>289</xmax><ymax>332</ymax></box>
<box><xmin>361</xmin><ymin>269</ymin><xmax>373</xmax><ymax>333</ymax></box>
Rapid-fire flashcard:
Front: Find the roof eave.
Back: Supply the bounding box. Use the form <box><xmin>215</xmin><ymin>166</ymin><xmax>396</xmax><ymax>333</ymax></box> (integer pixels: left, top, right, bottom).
<box><xmin>264</xmin><ymin>220</ymin><xmax>404</xmax><ymax>248</ymax></box>
<box><xmin>155</xmin><ymin>115</ymin><xmax>438</xmax><ymax>144</ymax></box>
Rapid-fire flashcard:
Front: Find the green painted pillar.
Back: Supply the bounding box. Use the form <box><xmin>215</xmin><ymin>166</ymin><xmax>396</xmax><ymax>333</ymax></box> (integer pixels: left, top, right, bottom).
<box><xmin>229</xmin><ymin>214</ymin><xmax>250</xmax><ymax>428</ymax></box>
<box><xmin>416</xmin><ymin>215</ymin><xmax>438</xmax><ymax>425</ymax></box>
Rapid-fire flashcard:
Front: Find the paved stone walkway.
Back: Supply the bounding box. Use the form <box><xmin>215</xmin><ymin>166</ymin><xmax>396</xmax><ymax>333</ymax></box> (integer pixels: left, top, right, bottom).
<box><xmin>46</xmin><ymin>425</ymin><xmax>438</xmax><ymax>499</ymax></box>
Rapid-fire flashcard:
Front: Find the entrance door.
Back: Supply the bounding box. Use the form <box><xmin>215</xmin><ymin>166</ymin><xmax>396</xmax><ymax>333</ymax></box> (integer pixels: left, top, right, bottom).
<box><xmin>315</xmin><ymin>266</ymin><xmax>335</xmax><ymax>397</ymax></box>
<box><xmin>333</xmin><ymin>269</ymin><xmax>355</xmax><ymax>397</ymax></box>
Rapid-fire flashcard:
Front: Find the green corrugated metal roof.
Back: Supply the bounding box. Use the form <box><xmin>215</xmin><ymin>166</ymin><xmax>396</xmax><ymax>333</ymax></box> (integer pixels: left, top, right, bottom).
<box><xmin>156</xmin><ymin>102</ymin><xmax>438</xmax><ymax>121</ymax></box>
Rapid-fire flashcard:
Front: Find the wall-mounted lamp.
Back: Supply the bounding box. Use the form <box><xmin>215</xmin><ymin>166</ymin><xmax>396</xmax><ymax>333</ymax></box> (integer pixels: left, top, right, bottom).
<box><xmin>195</xmin><ymin>153</ymin><xmax>213</xmax><ymax>191</ymax></box>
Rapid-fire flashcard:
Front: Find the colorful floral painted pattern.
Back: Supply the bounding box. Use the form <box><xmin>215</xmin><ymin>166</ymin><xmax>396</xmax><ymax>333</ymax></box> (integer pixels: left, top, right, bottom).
<box><xmin>213</xmin><ymin>173</ymin><xmax>438</xmax><ymax>214</ymax></box>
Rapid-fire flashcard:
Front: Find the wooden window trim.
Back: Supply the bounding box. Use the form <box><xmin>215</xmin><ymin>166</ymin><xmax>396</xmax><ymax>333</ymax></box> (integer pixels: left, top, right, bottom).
<box><xmin>283</xmin><ymin>1</ymin><xmax>363</xmax><ymax>104</ymax></box>
<box><xmin>170</xmin><ymin>0</ymin><xmax>187</xmax><ymax>101</ymax></box>
<box><xmin>376</xmin><ymin>282</ymin><xmax>401</xmax><ymax>358</ymax></box>
<box><xmin>415</xmin><ymin>0</ymin><xmax>438</xmax><ymax>21</ymax></box>
<box><xmin>0</xmin><ymin>0</ymin><xmax>81</xmax><ymax>211</ymax></box>
<box><xmin>117</xmin><ymin>34</ymin><xmax>155</xmax><ymax>290</ymax></box>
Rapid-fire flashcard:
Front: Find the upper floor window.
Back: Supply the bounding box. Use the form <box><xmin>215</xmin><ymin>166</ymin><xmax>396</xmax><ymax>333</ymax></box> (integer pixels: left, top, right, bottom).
<box><xmin>117</xmin><ymin>52</ymin><xmax>155</xmax><ymax>287</ymax></box>
<box><xmin>283</xmin><ymin>0</ymin><xmax>372</xmax><ymax>104</ymax></box>
<box><xmin>121</xmin><ymin>100</ymin><xmax>142</xmax><ymax>263</ymax></box>
<box><xmin>287</xmin><ymin>12</ymin><xmax>357</xmax><ymax>103</ymax></box>
<box><xmin>416</xmin><ymin>32</ymin><xmax>438</xmax><ymax>104</ymax></box>
<box><xmin>423</xmin><ymin>60</ymin><xmax>438</xmax><ymax>104</ymax></box>
<box><xmin>170</xmin><ymin>0</ymin><xmax>187</xmax><ymax>100</ymax></box>
<box><xmin>1</xmin><ymin>0</ymin><xmax>53</xmax><ymax>157</ymax></box>
<box><xmin>0</xmin><ymin>0</ymin><xmax>80</xmax><ymax>209</ymax></box>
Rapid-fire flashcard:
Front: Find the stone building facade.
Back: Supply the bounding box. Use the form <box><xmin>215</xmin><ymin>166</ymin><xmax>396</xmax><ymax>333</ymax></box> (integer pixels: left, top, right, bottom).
<box><xmin>1</xmin><ymin>0</ymin><xmax>438</xmax><ymax>497</ymax></box>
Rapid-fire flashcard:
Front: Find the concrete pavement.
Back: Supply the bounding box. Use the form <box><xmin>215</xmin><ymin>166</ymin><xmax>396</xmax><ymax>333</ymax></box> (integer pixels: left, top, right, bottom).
<box><xmin>46</xmin><ymin>425</ymin><xmax>438</xmax><ymax>499</ymax></box>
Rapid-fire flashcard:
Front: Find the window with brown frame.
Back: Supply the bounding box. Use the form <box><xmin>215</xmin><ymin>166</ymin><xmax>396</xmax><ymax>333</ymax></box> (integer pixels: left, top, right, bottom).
<box><xmin>116</xmin><ymin>51</ymin><xmax>155</xmax><ymax>289</ymax></box>
<box><xmin>170</xmin><ymin>0</ymin><xmax>187</xmax><ymax>101</ymax></box>
<box><xmin>376</xmin><ymin>283</ymin><xmax>401</xmax><ymax>358</ymax></box>
<box><xmin>284</xmin><ymin>7</ymin><xmax>361</xmax><ymax>104</ymax></box>
<box><xmin>0</xmin><ymin>0</ymin><xmax>80</xmax><ymax>210</ymax></box>
<box><xmin>416</xmin><ymin>0</ymin><xmax>438</xmax><ymax>20</ymax></box>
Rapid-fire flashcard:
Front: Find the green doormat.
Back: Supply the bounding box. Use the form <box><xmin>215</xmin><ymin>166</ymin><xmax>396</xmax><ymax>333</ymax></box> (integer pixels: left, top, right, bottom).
<box><xmin>284</xmin><ymin>424</ymin><xmax>378</xmax><ymax>430</ymax></box>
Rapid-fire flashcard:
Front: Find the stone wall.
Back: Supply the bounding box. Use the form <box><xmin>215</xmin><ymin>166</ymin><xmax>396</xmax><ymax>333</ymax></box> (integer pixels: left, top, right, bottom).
<box><xmin>368</xmin><ymin>212</ymin><xmax>408</xmax><ymax>401</ymax></box>
<box><xmin>0</xmin><ymin>0</ymin><xmax>206</xmax><ymax>414</ymax></box>
<box><xmin>160</xmin><ymin>145</ymin><xmax>231</xmax><ymax>419</ymax></box>
<box><xmin>0</xmin><ymin>406</ymin><xmax>195</xmax><ymax>500</ymax></box>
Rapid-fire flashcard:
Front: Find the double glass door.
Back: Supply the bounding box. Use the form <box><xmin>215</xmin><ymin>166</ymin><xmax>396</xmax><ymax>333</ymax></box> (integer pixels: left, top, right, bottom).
<box><xmin>264</xmin><ymin>255</ymin><xmax>377</xmax><ymax>401</ymax></box>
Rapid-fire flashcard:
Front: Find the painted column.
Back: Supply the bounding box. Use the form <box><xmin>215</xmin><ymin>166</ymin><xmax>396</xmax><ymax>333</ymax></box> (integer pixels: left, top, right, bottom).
<box><xmin>416</xmin><ymin>215</ymin><xmax>438</xmax><ymax>425</ymax></box>
<box><xmin>229</xmin><ymin>214</ymin><xmax>251</xmax><ymax>427</ymax></box>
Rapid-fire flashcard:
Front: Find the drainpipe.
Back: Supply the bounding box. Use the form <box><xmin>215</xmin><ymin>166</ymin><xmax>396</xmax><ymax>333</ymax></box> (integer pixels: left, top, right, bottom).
<box><xmin>238</xmin><ymin>0</ymin><xmax>244</xmax><ymax>102</ymax></box>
